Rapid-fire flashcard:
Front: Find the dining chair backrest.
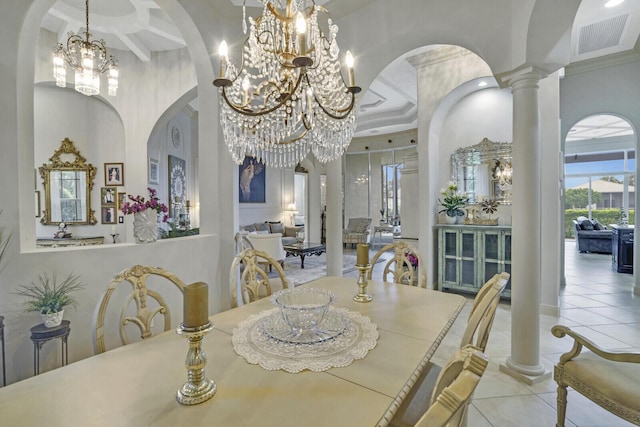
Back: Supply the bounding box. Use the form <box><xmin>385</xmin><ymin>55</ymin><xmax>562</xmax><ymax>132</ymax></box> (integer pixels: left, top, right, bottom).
<box><xmin>414</xmin><ymin>345</ymin><xmax>489</xmax><ymax>427</ymax></box>
<box><xmin>93</xmin><ymin>265</ymin><xmax>186</xmax><ymax>354</ymax></box>
<box><xmin>460</xmin><ymin>272</ymin><xmax>509</xmax><ymax>352</ymax></box>
<box><xmin>368</xmin><ymin>241</ymin><xmax>427</xmax><ymax>288</ymax></box>
<box><xmin>229</xmin><ymin>248</ymin><xmax>290</xmax><ymax>308</ymax></box>
<box><xmin>235</xmin><ymin>230</ymin><xmax>254</xmax><ymax>253</ymax></box>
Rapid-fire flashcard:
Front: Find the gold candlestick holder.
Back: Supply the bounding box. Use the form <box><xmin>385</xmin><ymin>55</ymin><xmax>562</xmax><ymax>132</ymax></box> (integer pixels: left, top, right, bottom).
<box><xmin>353</xmin><ymin>264</ymin><xmax>373</xmax><ymax>303</ymax></box>
<box><xmin>176</xmin><ymin>321</ymin><xmax>217</xmax><ymax>405</ymax></box>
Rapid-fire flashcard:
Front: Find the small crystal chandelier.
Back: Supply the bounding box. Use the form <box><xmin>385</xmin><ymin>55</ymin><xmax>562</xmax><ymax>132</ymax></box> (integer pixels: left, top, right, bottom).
<box><xmin>214</xmin><ymin>0</ymin><xmax>361</xmax><ymax>168</ymax></box>
<box><xmin>52</xmin><ymin>0</ymin><xmax>119</xmax><ymax>97</ymax></box>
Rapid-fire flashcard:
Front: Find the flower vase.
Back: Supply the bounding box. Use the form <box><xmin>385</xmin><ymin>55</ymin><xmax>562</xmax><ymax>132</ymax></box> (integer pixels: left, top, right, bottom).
<box><xmin>444</xmin><ymin>214</ymin><xmax>457</xmax><ymax>224</ymax></box>
<box><xmin>133</xmin><ymin>208</ymin><xmax>158</xmax><ymax>243</ymax></box>
<box><xmin>41</xmin><ymin>310</ymin><xmax>64</xmax><ymax>328</ymax></box>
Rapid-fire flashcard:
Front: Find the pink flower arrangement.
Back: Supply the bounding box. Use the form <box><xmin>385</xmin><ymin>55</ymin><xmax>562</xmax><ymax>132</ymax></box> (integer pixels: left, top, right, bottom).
<box><xmin>405</xmin><ymin>252</ymin><xmax>419</xmax><ymax>267</ymax></box>
<box><xmin>121</xmin><ymin>187</ymin><xmax>169</xmax><ymax>222</ymax></box>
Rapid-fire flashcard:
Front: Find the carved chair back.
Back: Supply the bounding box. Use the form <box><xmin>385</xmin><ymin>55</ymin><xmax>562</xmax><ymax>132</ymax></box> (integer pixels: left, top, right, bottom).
<box><xmin>229</xmin><ymin>248</ymin><xmax>290</xmax><ymax>308</ymax></box>
<box><xmin>368</xmin><ymin>241</ymin><xmax>427</xmax><ymax>288</ymax></box>
<box><xmin>93</xmin><ymin>265</ymin><xmax>186</xmax><ymax>354</ymax></box>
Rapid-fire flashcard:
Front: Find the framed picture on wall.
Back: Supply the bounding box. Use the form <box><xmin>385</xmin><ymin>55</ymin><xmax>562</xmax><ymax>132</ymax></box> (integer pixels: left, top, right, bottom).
<box><xmin>168</xmin><ymin>155</ymin><xmax>186</xmax><ymax>217</ymax></box>
<box><xmin>101</xmin><ymin>206</ymin><xmax>116</xmax><ymax>224</ymax></box>
<box><xmin>104</xmin><ymin>163</ymin><xmax>124</xmax><ymax>186</ymax></box>
<box><xmin>149</xmin><ymin>158</ymin><xmax>160</xmax><ymax>185</ymax></box>
<box><xmin>101</xmin><ymin>187</ymin><xmax>117</xmax><ymax>206</ymax></box>
<box><xmin>239</xmin><ymin>156</ymin><xmax>266</xmax><ymax>203</ymax></box>
<box><xmin>118</xmin><ymin>192</ymin><xmax>126</xmax><ymax>212</ymax></box>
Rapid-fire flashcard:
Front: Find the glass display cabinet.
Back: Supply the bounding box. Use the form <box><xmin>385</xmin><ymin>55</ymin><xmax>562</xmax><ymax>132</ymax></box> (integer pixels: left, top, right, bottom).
<box><xmin>437</xmin><ymin>224</ymin><xmax>512</xmax><ymax>299</ymax></box>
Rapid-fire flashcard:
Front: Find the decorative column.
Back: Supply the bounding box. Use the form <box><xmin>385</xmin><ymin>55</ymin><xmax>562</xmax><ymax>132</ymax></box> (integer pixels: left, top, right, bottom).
<box><xmin>400</xmin><ymin>152</ymin><xmax>419</xmax><ymax>240</ymax></box>
<box><xmin>499</xmin><ymin>68</ymin><xmax>550</xmax><ymax>384</ymax></box>
<box><xmin>325</xmin><ymin>158</ymin><xmax>343</xmax><ymax>276</ymax></box>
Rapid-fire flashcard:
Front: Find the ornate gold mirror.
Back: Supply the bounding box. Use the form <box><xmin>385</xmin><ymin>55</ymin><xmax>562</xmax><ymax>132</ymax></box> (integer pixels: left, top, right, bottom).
<box><xmin>39</xmin><ymin>138</ymin><xmax>97</xmax><ymax>225</ymax></box>
<box><xmin>451</xmin><ymin>137</ymin><xmax>512</xmax><ymax>205</ymax></box>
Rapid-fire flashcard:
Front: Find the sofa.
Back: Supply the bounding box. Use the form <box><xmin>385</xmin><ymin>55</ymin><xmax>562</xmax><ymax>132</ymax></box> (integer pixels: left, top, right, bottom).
<box><xmin>573</xmin><ymin>216</ymin><xmax>613</xmax><ymax>254</ymax></box>
<box><xmin>241</xmin><ymin>221</ymin><xmax>303</xmax><ymax>246</ymax></box>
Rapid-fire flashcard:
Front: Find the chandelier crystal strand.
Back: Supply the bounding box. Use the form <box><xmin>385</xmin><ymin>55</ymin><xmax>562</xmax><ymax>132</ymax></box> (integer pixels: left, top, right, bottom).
<box><xmin>52</xmin><ymin>0</ymin><xmax>119</xmax><ymax>97</ymax></box>
<box><xmin>214</xmin><ymin>0</ymin><xmax>360</xmax><ymax>168</ymax></box>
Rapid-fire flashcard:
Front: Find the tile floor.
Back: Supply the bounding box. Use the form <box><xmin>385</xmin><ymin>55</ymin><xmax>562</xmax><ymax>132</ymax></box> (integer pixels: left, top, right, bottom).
<box><xmin>345</xmin><ymin>240</ymin><xmax>639</xmax><ymax>427</ymax></box>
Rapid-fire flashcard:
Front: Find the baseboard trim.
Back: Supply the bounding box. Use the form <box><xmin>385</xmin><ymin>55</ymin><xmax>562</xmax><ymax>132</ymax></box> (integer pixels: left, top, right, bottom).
<box><xmin>540</xmin><ymin>304</ymin><xmax>560</xmax><ymax>317</ymax></box>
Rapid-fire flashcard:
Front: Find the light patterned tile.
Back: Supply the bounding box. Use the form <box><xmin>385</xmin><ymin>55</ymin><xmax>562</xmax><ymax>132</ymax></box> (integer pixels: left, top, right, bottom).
<box><xmin>560</xmin><ymin>308</ymin><xmax>621</xmax><ymax>326</ymax></box>
<box><xmin>585</xmin><ymin>306</ymin><xmax>640</xmax><ymax>324</ymax></box>
<box><xmin>473</xmin><ymin>362</ymin><xmax>533</xmax><ymax>399</ymax></box>
<box><xmin>467</xmin><ymin>403</ymin><xmax>494</xmax><ymax>427</ymax></box>
<box><xmin>588</xmin><ymin>323</ymin><xmax>640</xmax><ymax>347</ymax></box>
<box><xmin>473</xmin><ymin>395</ymin><xmax>567</xmax><ymax>427</ymax></box>
<box><xmin>538</xmin><ymin>390</ymin><xmax>636</xmax><ymax>427</ymax></box>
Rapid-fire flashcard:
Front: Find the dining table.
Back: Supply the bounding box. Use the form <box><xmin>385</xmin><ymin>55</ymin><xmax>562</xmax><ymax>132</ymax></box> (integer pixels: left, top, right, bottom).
<box><xmin>0</xmin><ymin>276</ymin><xmax>465</xmax><ymax>426</ymax></box>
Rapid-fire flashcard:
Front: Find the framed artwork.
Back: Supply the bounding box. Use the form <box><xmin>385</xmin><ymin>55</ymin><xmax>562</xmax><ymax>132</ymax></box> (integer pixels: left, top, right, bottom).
<box><xmin>101</xmin><ymin>206</ymin><xmax>116</xmax><ymax>224</ymax></box>
<box><xmin>35</xmin><ymin>190</ymin><xmax>41</xmax><ymax>217</ymax></box>
<box><xmin>239</xmin><ymin>156</ymin><xmax>265</xmax><ymax>203</ymax></box>
<box><xmin>104</xmin><ymin>163</ymin><xmax>124</xmax><ymax>186</ymax></box>
<box><xmin>118</xmin><ymin>192</ymin><xmax>126</xmax><ymax>212</ymax></box>
<box><xmin>148</xmin><ymin>158</ymin><xmax>160</xmax><ymax>185</ymax></box>
<box><xmin>101</xmin><ymin>187</ymin><xmax>117</xmax><ymax>206</ymax></box>
<box><xmin>168</xmin><ymin>155</ymin><xmax>186</xmax><ymax>217</ymax></box>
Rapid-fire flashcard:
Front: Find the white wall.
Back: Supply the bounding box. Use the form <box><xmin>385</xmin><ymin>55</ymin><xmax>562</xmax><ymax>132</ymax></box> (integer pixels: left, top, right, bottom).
<box><xmin>438</xmin><ymin>87</ymin><xmax>514</xmax><ymax>224</ymax></box>
<box><xmin>34</xmin><ymin>85</ymin><xmax>126</xmax><ymax>239</ymax></box>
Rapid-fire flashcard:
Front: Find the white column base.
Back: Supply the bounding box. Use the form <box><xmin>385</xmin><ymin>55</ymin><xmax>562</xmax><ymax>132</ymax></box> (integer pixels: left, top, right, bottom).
<box><xmin>499</xmin><ymin>357</ymin><xmax>552</xmax><ymax>385</ymax></box>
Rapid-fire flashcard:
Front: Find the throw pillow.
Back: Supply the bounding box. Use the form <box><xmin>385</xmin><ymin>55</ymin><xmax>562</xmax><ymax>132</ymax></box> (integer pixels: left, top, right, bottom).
<box><xmin>254</xmin><ymin>223</ymin><xmax>270</xmax><ymax>232</ymax></box>
<box><xmin>580</xmin><ymin>219</ymin><xmax>594</xmax><ymax>231</ymax></box>
<box><xmin>255</xmin><ymin>230</ymin><xmax>270</xmax><ymax>234</ymax></box>
<box><xmin>591</xmin><ymin>219</ymin><xmax>604</xmax><ymax>230</ymax></box>
<box><xmin>242</xmin><ymin>224</ymin><xmax>256</xmax><ymax>232</ymax></box>
<box><xmin>270</xmin><ymin>222</ymin><xmax>284</xmax><ymax>233</ymax></box>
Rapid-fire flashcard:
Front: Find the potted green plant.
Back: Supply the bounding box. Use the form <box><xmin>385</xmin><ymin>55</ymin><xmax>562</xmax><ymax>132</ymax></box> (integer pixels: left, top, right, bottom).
<box><xmin>438</xmin><ymin>182</ymin><xmax>468</xmax><ymax>223</ymax></box>
<box><xmin>15</xmin><ymin>272</ymin><xmax>85</xmax><ymax>328</ymax></box>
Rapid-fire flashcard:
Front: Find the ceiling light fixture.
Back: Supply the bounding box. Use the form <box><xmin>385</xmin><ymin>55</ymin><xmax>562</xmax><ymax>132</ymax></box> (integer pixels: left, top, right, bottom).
<box><xmin>605</xmin><ymin>0</ymin><xmax>624</xmax><ymax>7</ymax></box>
<box><xmin>52</xmin><ymin>0</ymin><xmax>119</xmax><ymax>96</ymax></box>
<box><xmin>214</xmin><ymin>0</ymin><xmax>361</xmax><ymax>168</ymax></box>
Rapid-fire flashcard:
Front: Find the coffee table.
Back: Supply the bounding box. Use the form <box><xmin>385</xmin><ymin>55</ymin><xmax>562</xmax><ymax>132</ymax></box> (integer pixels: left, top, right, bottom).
<box><xmin>283</xmin><ymin>242</ymin><xmax>326</xmax><ymax>268</ymax></box>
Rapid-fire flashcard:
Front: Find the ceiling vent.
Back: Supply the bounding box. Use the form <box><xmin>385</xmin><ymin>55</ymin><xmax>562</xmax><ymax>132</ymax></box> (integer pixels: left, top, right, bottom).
<box><xmin>578</xmin><ymin>14</ymin><xmax>628</xmax><ymax>54</ymax></box>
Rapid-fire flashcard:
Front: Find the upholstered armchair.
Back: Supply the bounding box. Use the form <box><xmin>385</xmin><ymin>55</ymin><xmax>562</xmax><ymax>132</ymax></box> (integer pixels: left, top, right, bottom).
<box><xmin>551</xmin><ymin>325</ymin><xmax>640</xmax><ymax>426</ymax></box>
<box><xmin>343</xmin><ymin>217</ymin><xmax>372</xmax><ymax>248</ymax></box>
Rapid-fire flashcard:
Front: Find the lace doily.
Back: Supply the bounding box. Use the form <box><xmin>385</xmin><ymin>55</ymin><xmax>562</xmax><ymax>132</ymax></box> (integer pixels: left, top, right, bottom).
<box><xmin>232</xmin><ymin>307</ymin><xmax>378</xmax><ymax>373</ymax></box>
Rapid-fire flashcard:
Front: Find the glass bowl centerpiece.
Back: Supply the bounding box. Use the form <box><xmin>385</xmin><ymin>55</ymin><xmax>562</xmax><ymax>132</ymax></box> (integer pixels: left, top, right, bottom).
<box><xmin>271</xmin><ymin>288</ymin><xmax>335</xmax><ymax>336</ymax></box>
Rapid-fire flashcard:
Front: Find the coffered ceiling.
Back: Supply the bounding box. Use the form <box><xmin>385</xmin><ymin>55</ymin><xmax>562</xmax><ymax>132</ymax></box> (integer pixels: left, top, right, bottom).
<box><xmin>40</xmin><ymin>0</ymin><xmax>640</xmax><ymax>140</ymax></box>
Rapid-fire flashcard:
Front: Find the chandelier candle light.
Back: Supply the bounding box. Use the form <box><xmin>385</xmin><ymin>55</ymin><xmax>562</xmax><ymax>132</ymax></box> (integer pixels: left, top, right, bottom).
<box><xmin>354</xmin><ymin>243</ymin><xmax>372</xmax><ymax>303</ymax></box>
<box><xmin>52</xmin><ymin>0</ymin><xmax>119</xmax><ymax>97</ymax></box>
<box><xmin>176</xmin><ymin>282</ymin><xmax>216</xmax><ymax>405</ymax></box>
<box><xmin>214</xmin><ymin>0</ymin><xmax>361</xmax><ymax>168</ymax></box>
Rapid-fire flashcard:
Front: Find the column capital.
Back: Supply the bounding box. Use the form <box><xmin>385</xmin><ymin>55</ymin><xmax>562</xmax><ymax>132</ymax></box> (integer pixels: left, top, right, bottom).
<box><xmin>497</xmin><ymin>65</ymin><xmax>547</xmax><ymax>89</ymax></box>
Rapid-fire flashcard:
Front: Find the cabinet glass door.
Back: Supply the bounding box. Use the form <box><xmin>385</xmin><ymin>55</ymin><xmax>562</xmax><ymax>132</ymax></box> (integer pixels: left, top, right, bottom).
<box><xmin>443</xmin><ymin>230</ymin><xmax>459</xmax><ymax>284</ymax></box>
<box><xmin>461</xmin><ymin>231</ymin><xmax>476</xmax><ymax>287</ymax></box>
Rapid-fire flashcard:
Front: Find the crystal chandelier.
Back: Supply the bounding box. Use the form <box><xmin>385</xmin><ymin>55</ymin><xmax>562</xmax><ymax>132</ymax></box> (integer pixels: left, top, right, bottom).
<box><xmin>52</xmin><ymin>0</ymin><xmax>119</xmax><ymax>97</ymax></box>
<box><xmin>214</xmin><ymin>0</ymin><xmax>361</xmax><ymax>168</ymax></box>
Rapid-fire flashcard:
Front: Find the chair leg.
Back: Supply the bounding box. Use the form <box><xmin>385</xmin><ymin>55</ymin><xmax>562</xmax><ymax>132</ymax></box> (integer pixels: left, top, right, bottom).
<box><xmin>556</xmin><ymin>384</ymin><xmax>567</xmax><ymax>427</ymax></box>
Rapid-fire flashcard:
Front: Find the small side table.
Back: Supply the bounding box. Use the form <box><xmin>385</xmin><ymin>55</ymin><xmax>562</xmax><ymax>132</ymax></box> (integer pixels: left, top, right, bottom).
<box><xmin>0</xmin><ymin>316</ymin><xmax>5</xmax><ymax>386</ymax></box>
<box><xmin>30</xmin><ymin>320</ymin><xmax>70</xmax><ymax>375</ymax></box>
